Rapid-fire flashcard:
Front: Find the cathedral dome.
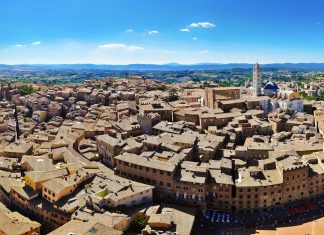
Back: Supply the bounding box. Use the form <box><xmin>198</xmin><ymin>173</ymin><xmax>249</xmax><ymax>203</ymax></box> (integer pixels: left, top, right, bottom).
<box><xmin>264</xmin><ymin>81</ymin><xmax>279</xmax><ymax>90</ymax></box>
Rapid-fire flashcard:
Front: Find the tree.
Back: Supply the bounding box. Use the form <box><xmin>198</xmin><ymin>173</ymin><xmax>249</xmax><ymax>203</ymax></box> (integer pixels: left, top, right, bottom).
<box><xmin>128</xmin><ymin>218</ymin><xmax>148</xmax><ymax>232</ymax></box>
<box><xmin>18</xmin><ymin>86</ymin><xmax>38</xmax><ymax>96</ymax></box>
<box><xmin>299</xmin><ymin>91</ymin><xmax>315</xmax><ymax>101</ymax></box>
<box><xmin>168</xmin><ymin>88</ymin><xmax>179</xmax><ymax>101</ymax></box>
<box><xmin>156</xmin><ymin>85</ymin><xmax>166</xmax><ymax>91</ymax></box>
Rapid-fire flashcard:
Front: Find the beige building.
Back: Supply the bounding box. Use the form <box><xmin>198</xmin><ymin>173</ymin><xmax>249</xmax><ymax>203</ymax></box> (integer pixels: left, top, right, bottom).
<box><xmin>204</xmin><ymin>87</ymin><xmax>241</xmax><ymax>109</ymax></box>
<box><xmin>137</xmin><ymin>113</ymin><xmax>161</xmax><ymax>134</ymax></box>
<box><xmin>3</xmin><ymin>142</ymin><xmax>33</xmax><ymax>158</ymax></box>
<box><xmin>115</xmin><ymin>151</ymin><xmax>179</xmax><ymax>200</ymax></box>
<box><xmin>88</xmin><ymin>175</ymin><xmax>154</xmax><ymax>208</ymax></box>
<box><xmin>96</xmin><ymin>134</ymin><xmax>126</xmax><ymax>167</ymax></box>
<box><xmin>49</xmin><ymin>220</ymin><xmax>123</xmax><ymax>235</ymax></box>
<box><xmin>0</xmin><ymin>202</ymin><xmax>41</xmax><ymax>235</ymax></box>
<box><xmin>139</xmin><ymin>101</ymin><xmax>173</xmax><ymax>122</ymax></box>
<box><xmin>42</xmin><ymin>168</ymin><xmax>95</xmax><ymax>203</ymax></box>
<box><xmin>10</xmin><ymin>185</ymin><xmax>70</xmax><ymax>231</ymax></box>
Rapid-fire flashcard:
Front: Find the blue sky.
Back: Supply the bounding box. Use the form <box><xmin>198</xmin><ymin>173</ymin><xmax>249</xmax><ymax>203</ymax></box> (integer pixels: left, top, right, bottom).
<box><xmin>0</xmin><ymin>0</ymin><xmax>323</xmax><ymax>64</ymax></box>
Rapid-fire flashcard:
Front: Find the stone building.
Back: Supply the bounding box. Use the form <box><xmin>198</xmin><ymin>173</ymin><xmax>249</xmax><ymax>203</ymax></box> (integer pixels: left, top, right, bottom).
<box><xmin>96</xmin><ymin>134</ymin><xmax>126</xmax><ymax>167</ymax></box>
<box><xmin>204</xmin><ymin>87</ymin><xmax>241</xmax><ymax>109</ymax></box>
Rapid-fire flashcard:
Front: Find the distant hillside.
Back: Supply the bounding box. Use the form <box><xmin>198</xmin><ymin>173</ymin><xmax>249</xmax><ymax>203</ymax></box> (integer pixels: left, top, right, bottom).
<box><xmin>1</xmin><ymin>63</ymin><xmax>324</xmax><ymax>71</ymax></box>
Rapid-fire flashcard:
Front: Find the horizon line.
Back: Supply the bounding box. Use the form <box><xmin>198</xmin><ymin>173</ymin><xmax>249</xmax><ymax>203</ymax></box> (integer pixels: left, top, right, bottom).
<box><xmin>2</xmin><ymin>62</ymin><xmax>324</xmax><ymax>66</ymax></box>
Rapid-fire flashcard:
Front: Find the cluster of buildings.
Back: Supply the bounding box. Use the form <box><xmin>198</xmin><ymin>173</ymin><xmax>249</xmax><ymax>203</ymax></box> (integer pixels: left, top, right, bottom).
<box><xmin>0</xmin><ymin>69</ymin><xmax>322</xmax><ymax>234</ymax></box>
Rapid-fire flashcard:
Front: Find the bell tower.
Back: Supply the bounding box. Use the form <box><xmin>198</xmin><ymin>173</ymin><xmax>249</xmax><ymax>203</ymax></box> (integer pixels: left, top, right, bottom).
<box><xmin>253</xmin><ymin>62</ymin><xmax>261</xmax><ymax>96</ymax></box>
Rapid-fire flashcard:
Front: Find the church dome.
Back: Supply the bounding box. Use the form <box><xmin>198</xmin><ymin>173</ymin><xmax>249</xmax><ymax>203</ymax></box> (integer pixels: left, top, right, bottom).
<box><xmin>264</xmin><ymin>81</ymin><xmax>279</xmax><ymax>90</ymax></box>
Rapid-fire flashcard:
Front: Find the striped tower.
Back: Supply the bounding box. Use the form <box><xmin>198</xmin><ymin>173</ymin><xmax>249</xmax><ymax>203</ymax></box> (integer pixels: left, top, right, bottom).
<box><xmin>253</xmin><ymin>62</ymin><xmax>261</xmax><ymax>96</ymax></box>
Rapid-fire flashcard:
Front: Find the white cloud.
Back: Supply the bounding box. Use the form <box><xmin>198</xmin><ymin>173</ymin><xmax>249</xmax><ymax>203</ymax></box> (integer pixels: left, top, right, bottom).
<box><xmin>126</xmin><ymin>29</ymin><xmax>133</xmax><ymax>32</ymax></box>
<box><xmin>98</xmin><ymin>43</ymin><xmax>143</xmax><ymax>51</ymax></box>
<box><xmin>98</xmin><ymin>43</ymin><xmax>127</xmax><ymax>49</ymax></box>
<box><xmin>148</xmin><ymin>30</ymin><xmax>159</xmax><ymax>35</ymax></box>
<box><xmin>192</xmin><ymin>37</ymin><xmax>197</xmax><ymax>40</ymax></box>
<box><xmin>15</xmin><ymin>44</ymin><xmax>26</xmax><ymax>48</ymax></box>
<box><xmin>161</xmin><ymin>50</ymin><xmax>177</xmax><ymax>54</ymax></box>
<box><xmin>199</xmin><ymin>50</ymin><xmax>209</xmax><ymax>54</ymax></box>
<box><xmin>188</xmin><ymin>22</ymin><xmax>215</xmax><ymax>28</ymax></box>
<box><xmin>180</xmin><ymin>28</ymin><xmax>190</xmax><ymax>32</ymax></box>
<box><xmin>32</xmin><ymin>41</ymin><xmax>41</xmax><ymax>45</ymax></box>
<box><xmin>127</xmin><ymin>45</ymin><xmax>144</xmax><ymax>51</ymax></box>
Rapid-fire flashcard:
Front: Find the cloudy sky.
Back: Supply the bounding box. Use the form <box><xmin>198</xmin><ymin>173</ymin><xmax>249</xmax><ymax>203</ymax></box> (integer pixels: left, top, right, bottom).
<box><xmin>0</xmin><ymin>0</ymin><xmax>323</xmax><ymax>64</ymax></box>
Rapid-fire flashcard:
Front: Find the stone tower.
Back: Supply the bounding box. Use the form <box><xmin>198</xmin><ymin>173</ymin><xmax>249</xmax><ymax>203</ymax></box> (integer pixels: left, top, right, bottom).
<box><xmin>253</xmin><ymin>62</ymin><xmax>261</xmax><ymax>96</ymax></box>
